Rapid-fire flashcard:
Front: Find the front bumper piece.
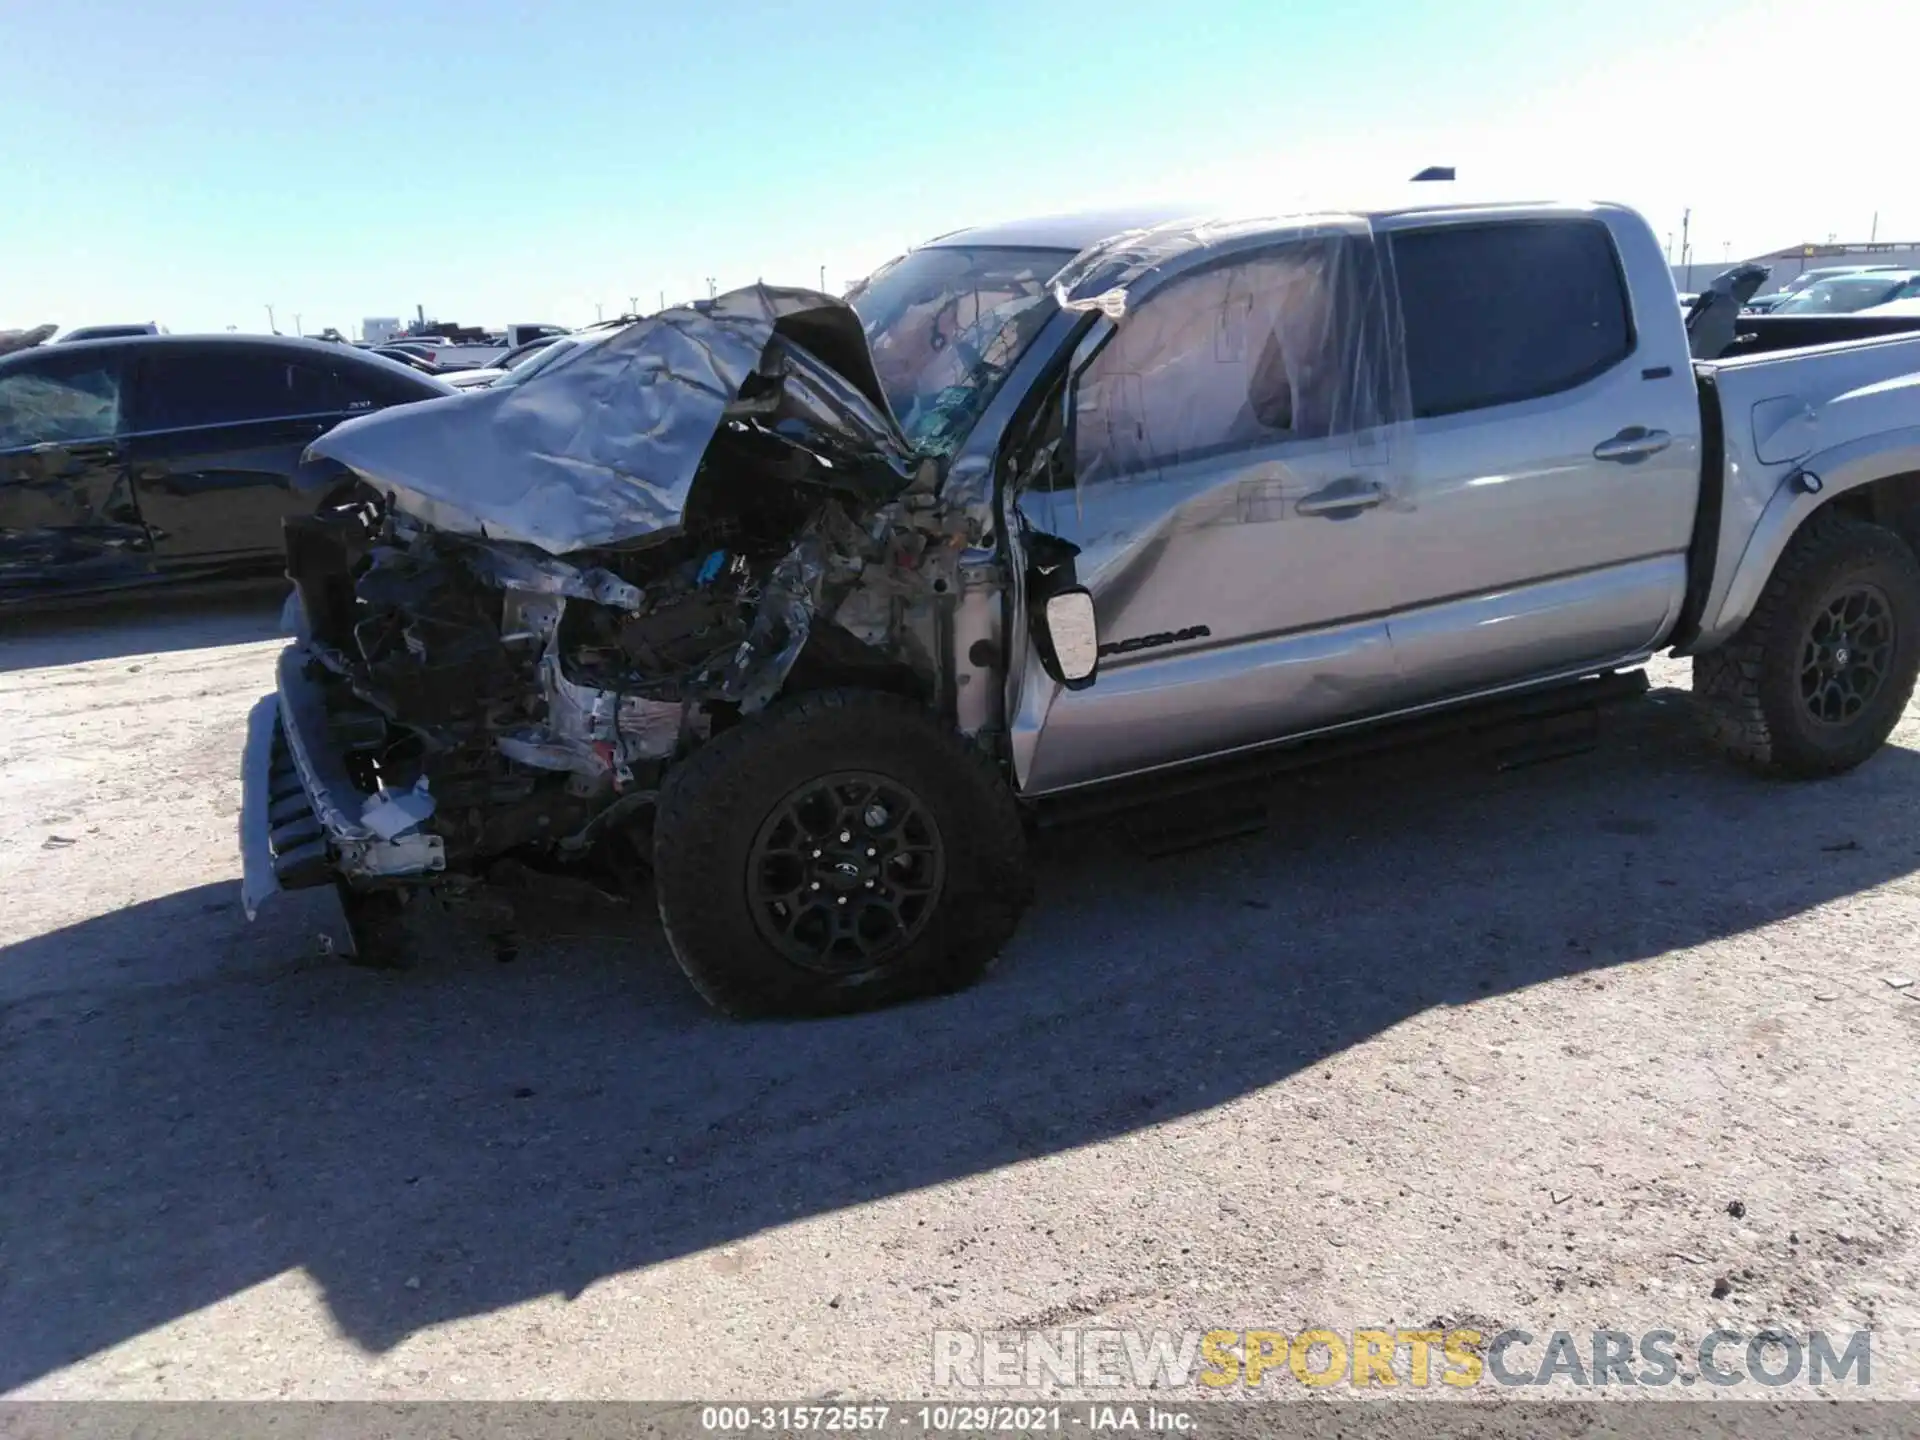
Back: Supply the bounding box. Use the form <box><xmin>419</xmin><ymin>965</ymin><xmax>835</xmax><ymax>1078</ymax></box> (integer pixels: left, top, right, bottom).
<box><xmin>239</xmin><ymin>645</ymin><xmax>445</xmax><ymax>920</ymax></box>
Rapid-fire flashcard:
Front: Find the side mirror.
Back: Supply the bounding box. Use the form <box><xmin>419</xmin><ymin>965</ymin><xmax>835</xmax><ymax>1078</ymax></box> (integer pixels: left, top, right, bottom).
<box><xmin>1037</xmin><ymin>587</ymin><xmax>1099</xmax><ymax>690</ymax></box>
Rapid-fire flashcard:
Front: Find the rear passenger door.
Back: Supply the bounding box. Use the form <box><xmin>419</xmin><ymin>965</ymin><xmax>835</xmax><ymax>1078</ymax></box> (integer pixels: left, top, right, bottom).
<box><xmin>124</xmin><ymin>345</ymin><xmax>349</xmax><ymax>568</ymax></box>
<box><xmin>1379</xmin><ymin>216</ymin><xmax>1702</xmax><ymax>703</ymax></box>
<box><xmin>0</xmin><ymin>346</ymin><xmax>150</xmax><ymax>599</ymax></box>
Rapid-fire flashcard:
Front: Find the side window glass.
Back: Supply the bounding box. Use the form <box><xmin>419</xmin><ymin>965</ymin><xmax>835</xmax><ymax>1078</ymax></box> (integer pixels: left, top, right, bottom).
<box><xmin>1072</xmin><ymin>241</ymin><xmax>1349</xmax><ymax>485</ymax></box>
<box><xmin>1391</xmin><ymin>220</ymin><xmax>1633</xmax><ymax>418</ymax></box>
<box><xmin>133</xmin><ymin>352</ymin><xmax>341</xmax><ymax>432</ymax></box>
<box><xmin>285</xmin><ymin>361</ymin><xmax>344</xmax><ymax>414</ymax></box>
<box><xmin>0</xmin><ymin>356</ymin><xmax>123</xmax><ymax>449</ymax></box>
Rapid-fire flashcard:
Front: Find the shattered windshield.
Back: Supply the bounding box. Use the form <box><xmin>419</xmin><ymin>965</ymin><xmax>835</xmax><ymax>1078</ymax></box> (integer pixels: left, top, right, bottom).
<box><xmin>847</xmin><ymin>245</ymin><xmax>1071</xmax><ymax>455</ymax></box>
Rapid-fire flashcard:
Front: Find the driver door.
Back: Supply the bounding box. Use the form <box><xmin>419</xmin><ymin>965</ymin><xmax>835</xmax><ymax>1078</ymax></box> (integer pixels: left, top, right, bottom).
<box><xmin>1011</xmin><ymin>237</ymin><xmax>1405</xmax><ymax>794</ymax></box>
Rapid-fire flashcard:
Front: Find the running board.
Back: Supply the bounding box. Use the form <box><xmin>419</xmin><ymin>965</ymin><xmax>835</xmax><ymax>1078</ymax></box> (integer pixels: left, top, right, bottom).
<box><xmin>1034</xmin><ymin>668</ymin><xmax>1651</xmax><ymax>838</ymax></box>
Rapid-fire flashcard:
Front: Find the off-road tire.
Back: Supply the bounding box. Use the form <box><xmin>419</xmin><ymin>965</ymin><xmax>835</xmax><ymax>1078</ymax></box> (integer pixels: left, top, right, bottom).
<box><xmin>652</xmin><ymin>689</ymin><xmax>1032</xmax><ymax>1017</ymax></box>
<box><xmin>1693</xmin><ymin>511</ymin><xmax>1920</xmax><ymax>777</ymax></box>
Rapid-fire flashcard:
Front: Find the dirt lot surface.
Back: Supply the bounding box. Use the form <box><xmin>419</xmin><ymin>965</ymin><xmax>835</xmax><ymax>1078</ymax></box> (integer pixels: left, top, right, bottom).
<box><xmin>4</xmin><ymin>597</ymin><xmax>1918</xmax><ymax>1404</ymax></box>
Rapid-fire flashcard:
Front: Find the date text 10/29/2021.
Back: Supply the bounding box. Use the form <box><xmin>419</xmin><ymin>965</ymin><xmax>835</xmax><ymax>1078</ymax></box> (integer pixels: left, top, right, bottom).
<box><xmin>700</xmin><ymin>1406</ymin><xmax>1196</xmax><ymax>1433</ymax></box>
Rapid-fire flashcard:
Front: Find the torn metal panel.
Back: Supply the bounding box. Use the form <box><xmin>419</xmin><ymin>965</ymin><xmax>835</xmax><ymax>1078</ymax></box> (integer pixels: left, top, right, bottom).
<box><xmin>361</xmin><ymin>780</ymin><xmax>436</xmax><ymax>841</ymax></box>
<box><xmin>0</xmin><ymin>324</ymin><xmax>56</xmax><ymax>358</ymax></box>
<box><xmin>504</xmin><ymin>636</ymin><xmax>688</xmax><ymax>775</ymax></box>
<box><xmin>304</xmin><ymin>286</ymin><xmax>914</xmax><ymax>556</ymax></box>
<box><xmin>462</xmin><ymin>543</ymin><xmax>644</xmax><ymax>611</ymax></box>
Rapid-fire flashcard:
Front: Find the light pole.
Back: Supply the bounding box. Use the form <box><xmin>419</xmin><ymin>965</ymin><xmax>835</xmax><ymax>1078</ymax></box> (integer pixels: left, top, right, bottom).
<box><xmin>293</xmin><ymin>313</ymin><xmax>303</xmax><ymax>337</ymax></box>
<box><xmin>265</xmin><ymin>304</ymin><xmax>278</xmax><ymax>335</ymax></box>
<box><xmin>706</xmin><ymin>276</ymin><xmax>717</xmax><ymax>300</ymax></box>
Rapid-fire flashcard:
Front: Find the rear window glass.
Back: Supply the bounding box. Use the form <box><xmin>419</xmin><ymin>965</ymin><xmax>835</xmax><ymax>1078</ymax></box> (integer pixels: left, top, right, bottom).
<box><xmin>1392</xmin><ymin>220</ymin><xmax>1633</xmax><ymax>417</ymax></box>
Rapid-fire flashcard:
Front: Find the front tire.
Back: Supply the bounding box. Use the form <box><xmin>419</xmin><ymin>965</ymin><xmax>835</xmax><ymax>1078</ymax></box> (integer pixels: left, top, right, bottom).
<box><xmin>1693</xmin><ymin>511</ymin><xmax>1920</xmax><ymax>777</ymax></box>
<box><xmin>652</xmin><ymin>689</ymin><xmax>1033</xmax><ymax>1017</ymax></box>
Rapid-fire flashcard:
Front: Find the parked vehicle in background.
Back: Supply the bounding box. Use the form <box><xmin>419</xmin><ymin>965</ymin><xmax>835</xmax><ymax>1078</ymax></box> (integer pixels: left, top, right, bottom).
<box><xmin>1758</xmin><ymin>272</ymin><xmax>1920</xmax><ymax>316</ymax></box>
<box><xmin>433</xmin><ymin>332</ymin><xmax>577</xmax><ymax>389</ymax></box>
<box><xmin>503</xmin><ymin>323</ymin><xmax>568</xmax><ymax>349</ymax></box>
<box><xmin>443</xmin><ymin>368</ymin><xmax>506</xmax><ymax>389</ymax></box>
<box><xmin>1743</xmin><ymin>264</ymin><xmax>1904</xmax><ymax>313</ymax></box>
<box><xmin>1858</xmin><ymin>295</ymin><xmax>1920</xmax><ymax>318</ymax></box>
<box><xmin>495</xmin><ymin>334</ymin><xmax>568</xmax><ymax>370</ymax></box>
<box><xmin>425</xmin><ymin>345</ymin><xmax>509</xmax><ymax>371</ymax></box>
<box><xmin>1775</xmin><ymin>270</ymin><xmax>1920</xmax><ymax>314</ymax></box>
<box><xmin>57</xmin><ymin>323</ymin><xmax>163</xmax><ymax>343</ymax></box>
<box><xmin>0</xmin><ymin>333</ymin><xmax>452</xmax><ymax>603</ymax></box>
<box><xmin>373</xmin><ymin>324</ymin><xmax>567</xmax><ymax>373</ymax></box>
<box><xmin>371</xmin><ymin>343</ymin><xmax>444</xmax><ymax>372</ymax></box>
<box><xmin>244</xmin><ymin>200</ymin><xmax>1920</xmax><ymax>1017</ymax></box>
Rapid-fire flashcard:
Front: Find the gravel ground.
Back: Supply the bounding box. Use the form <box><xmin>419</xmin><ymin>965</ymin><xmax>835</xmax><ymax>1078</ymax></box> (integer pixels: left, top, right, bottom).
<box><xmin>3</xmin><ymin>598</ymin><xmax>1918</xmax><ymax>1404</ymax></box>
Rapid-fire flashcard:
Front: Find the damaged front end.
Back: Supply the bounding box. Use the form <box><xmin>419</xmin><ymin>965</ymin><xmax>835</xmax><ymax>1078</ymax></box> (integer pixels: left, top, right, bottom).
<box><xmin>242</xmin><ymin>286</ymin><xmax>989</xmax><ymax>917</ymax></box>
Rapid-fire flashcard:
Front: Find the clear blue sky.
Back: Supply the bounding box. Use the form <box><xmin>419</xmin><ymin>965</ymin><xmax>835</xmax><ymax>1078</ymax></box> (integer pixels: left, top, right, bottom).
<box><xmin>5</xmin><ymin>0</ymin><xmax>1902</xmax><ymax>335</ymax></box>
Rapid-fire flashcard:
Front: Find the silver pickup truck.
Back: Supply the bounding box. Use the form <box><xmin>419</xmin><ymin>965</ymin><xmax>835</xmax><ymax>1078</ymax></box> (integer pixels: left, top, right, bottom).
<box><xmin>242</xmin><ymin>199</ymin><xmax>1920</xmax><ymax>1016</ymax></box>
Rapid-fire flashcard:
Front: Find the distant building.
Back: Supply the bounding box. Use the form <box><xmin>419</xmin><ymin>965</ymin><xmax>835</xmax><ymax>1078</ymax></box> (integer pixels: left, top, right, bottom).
<box><xmin>361</xmin><ymin>317</ymin><xmax>402</xmax><ymax>345</ymax></box>
<box><xmin>1672</xmin><ymin>242</ymin><xmax>1920</xmax><ymax>296</ymax></box>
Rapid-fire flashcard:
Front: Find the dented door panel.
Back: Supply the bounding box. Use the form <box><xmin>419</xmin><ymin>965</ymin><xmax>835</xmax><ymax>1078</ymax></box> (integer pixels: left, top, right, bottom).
<box><xmin>1012</xmin><ymin>436</ymin><xmax>1401</xmax><ymax>793</ymax></box>
<box><xmin>0</xmin><ymin>343</ymin><xmax>154</xmax><ymax>598</ymax></box>
<box><xmin>1015</xmin><ymin>614</ymin><xmax>1396</xmax><ymax>793</ymax></box>
<box><xmin>0</xmin><ymin>439</ymin><xmax>153</xmax><ymax>598</ymax></box>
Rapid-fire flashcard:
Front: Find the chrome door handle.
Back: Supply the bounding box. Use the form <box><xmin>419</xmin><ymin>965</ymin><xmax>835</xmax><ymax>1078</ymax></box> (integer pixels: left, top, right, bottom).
<box><xmin>1296</xmin><ymin>479</ymin><xmax>1385</xmax><ymax>517</ymax></box>
<box><xmin>1593</xmin><ymin>427</ymin><xmax>1673</xmax><ymax>463</ymax></box>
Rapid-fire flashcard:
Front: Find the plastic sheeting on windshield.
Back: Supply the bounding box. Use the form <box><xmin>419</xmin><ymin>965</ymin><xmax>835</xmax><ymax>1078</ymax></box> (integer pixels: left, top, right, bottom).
<box><xmin>305</xmin><ymin>286</ymin><xmax>914</xmax><ymax>557</ymax></box>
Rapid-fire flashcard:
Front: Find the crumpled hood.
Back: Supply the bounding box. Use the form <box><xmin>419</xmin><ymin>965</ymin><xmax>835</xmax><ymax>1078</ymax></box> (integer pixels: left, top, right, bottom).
<box><xmin>305</xmin><ymin>285</ymin><xmax>915</xmax><ymax>555</ymax></box>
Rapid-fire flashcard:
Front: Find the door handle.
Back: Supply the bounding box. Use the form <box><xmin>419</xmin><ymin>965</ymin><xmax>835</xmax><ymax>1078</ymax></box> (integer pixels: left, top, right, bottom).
<box><xmin>1593</xmin><ymin>427</ymin><xmax>1673</xmax><ymax>463</ymax></box>
<box><xmin>1296</xmin><ymin>478</ymin><xmax>1385</xmax><ymax>517</ymax></box>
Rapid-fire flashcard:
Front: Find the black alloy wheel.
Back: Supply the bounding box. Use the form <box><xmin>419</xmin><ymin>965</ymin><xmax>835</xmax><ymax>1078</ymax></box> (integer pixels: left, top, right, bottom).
<box><xmin>746</xmin><ymin>771</ymin><xmax>946</xmax><ymax>973</ymax></box>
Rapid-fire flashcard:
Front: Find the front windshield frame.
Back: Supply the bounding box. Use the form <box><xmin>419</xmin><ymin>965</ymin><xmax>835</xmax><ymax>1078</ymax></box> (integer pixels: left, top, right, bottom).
<box><xmin>846</xmin><ymin>243</ymin><xmax>1075</xmax><ymax>456</ymax></box>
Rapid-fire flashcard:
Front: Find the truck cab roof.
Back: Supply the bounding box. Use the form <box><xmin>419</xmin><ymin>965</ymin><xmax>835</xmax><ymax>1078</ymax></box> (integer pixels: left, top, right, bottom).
<box><xmin>924</xmin><ymin>199</ymin><xmax>1630</xmax><ymax>257</ymax></box>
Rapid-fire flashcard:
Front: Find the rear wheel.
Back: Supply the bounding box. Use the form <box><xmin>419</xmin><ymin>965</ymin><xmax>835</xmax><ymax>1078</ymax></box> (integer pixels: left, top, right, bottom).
<box><xmin>652</xmin><ymin>689</ymin><xmax>1032</xmax><ymax>1016</ymax></box>
<box><xmin>1693</xmin><ymin>511</ymin><xmax>1920</xmax><ymax>777</ymax></box>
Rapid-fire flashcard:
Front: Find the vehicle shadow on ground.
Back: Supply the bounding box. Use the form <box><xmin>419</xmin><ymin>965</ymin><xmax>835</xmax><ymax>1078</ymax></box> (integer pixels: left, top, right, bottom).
<box><xmin>0</xmin><ymin>587</ymin><xmax>286</xmax><ymax>674</ymax></box>
<box><xmin>5</xmin><ymin>689</ymin><xmax>1918</xmax><ymax>1388</ymax></box>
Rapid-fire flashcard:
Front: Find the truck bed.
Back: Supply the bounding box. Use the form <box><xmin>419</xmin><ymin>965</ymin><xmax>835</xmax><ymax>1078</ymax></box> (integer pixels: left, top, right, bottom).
<box><xmin>1727</xmin><ymin>311</ymin><xmax>1920</xmax><ymax>358</ymax></box>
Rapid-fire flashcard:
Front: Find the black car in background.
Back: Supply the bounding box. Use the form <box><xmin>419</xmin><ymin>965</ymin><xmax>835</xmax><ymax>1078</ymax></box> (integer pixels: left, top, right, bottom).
<box><xmin>0</xmin><ymin>334</ymin><xmax>453</xmax><ymax>603</ymax></box>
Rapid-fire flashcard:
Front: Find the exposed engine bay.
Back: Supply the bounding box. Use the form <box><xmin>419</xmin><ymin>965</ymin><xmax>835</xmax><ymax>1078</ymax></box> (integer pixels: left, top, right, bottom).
<box><xmin>280</xmin><ymin>298</ymin><xmax>987</xmax><ymax>884</ymax></box>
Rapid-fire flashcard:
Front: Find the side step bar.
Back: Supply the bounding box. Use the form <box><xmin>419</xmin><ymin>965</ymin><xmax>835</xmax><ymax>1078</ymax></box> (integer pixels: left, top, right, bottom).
<box><xmin>1033</xmin><ymin>668</ymin><xmax>1652</xmax><ymax>834</ymax></box>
